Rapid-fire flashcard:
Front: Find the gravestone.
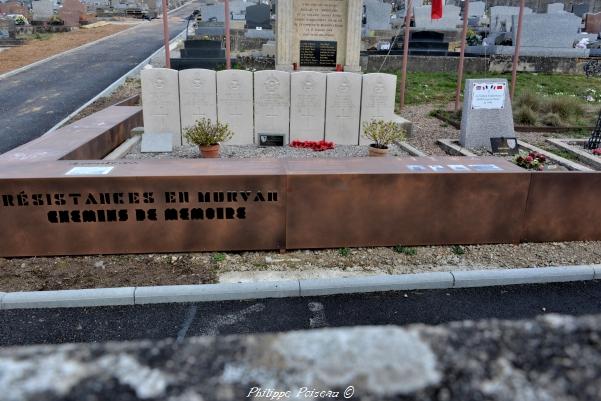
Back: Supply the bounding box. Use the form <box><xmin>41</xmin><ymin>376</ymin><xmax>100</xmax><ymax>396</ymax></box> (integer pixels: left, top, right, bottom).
<box><xmin>459</xmin><ymin>79</ymin><xmax>514</xmax><ymax>151</ymax></box>
<box><xmin>585</xmin><ymin>12</ymin><xmax>601</xmax><ymax>33</ymax></box>
<box><xmin>262</xmin><ymin>41</ymin><xmax>276</xmax><ymax>56</ymax></box>
<box><xmin>140</xmin><ymin>133</ymin><xmax>173</xmax><ymax>153</ymax></box>
<box><xmin>364</xmin><ymin>0</ymin><xmax>392</xmax><ymax>30</ymax></box>
<box><xmin>490</xmin><ymin>6</ymin><xmax>532</xmax><ymax>32</ymax></box>
<box><xmin>200</xmin><ymin>3</ymin><xmax>225</xmax><ymax>22</ymax></box>
<box><xmin>245</xmin><ymin>3</ymin><xmax>271</xmax><ymax>29</ymax></box>
<box><xmin>359</xmin><ymin>73</ymin><xmax>396</xmax><ymax>145</ymax></box>
<box><xmin>179</xmin><ymin>69</ymin><xmax>217</xmax><ymax>145</ymax></box>
<box><xmin>572</xmin><ymin>3</ymin><xmax>589</xmax><ymax>18</ymax></box>
<box><xmin>413</xmin><ymin>5</ymin><xmax>461</xmax><ymax>29</ymax></box>
<box><xmin>141</xmin><ymin>68</ymin><xmax>182</xmax><ymax>147</ymax></box>
<box><xmin>59</xmin><ymin>0</ymin><xmax>85</xmax><ymax>27</ymax></box>
<box><xmin>0</xmin><ymin>19</ymin><xmax>12</xmax><ymax>39</ymax></box>
<box><xmin>468</xmin><ymin>1</ymin><xmax>485</xmax><ymax>18</ymax></box>
<box><xmin>289</xmin><ymin>71</ymin><xmax>327</xmax><ymax>142</ymax></box>
<box><xmin>325</xmin><ymin>72</ymin><xmax>362</xmax><ymax>145</ymax></box>
<box><xmin>514</xmin><ymin>13</ymin><xmax>581</xmax><ymax>48</ymax></box>
<box><xmin>216</xmin><ymin>70</ymin><xmax>254</xmax><ymax>145</ymax></box>
<box><xmin>276</xmin><ymin>0</ymin><xmax>362</xmax><ymax>72</ymax></box>
<box><xmin>547</xmin><ymin>2</ymin><xmax>565</xmax><ymax>13</ymax></box>
<box><xmin>32</xmin><ymin>0</ymin><xmax>54</xmax><ymax>21</ymax></box>
<box><xmin>254</xmin><ymin>70</ymin><xmax>291</xmax><ymax>144</ymax></box>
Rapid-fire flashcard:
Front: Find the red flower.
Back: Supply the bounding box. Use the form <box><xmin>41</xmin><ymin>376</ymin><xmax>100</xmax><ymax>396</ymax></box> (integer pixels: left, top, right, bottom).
<box><xmin>290</xmin><ymin>139</ymin><xmax>335</xmax><ymax>151</ymax></box>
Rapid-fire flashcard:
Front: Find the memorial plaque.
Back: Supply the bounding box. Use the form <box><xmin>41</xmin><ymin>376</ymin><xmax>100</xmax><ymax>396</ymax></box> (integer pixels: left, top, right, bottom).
<box><xmin>299</xmin><ymin>40</ymin><xmax>337</xmax><ymax>67</ymax></box>
<box><xmin>259</xmin><ymin>134</ymin><xmax>285</xmax><ymax>146</ymax></box>
<box><xmin>490</xmin><ymin>137</ymin><xmax>518</xmax><ymax>155</ymax></box>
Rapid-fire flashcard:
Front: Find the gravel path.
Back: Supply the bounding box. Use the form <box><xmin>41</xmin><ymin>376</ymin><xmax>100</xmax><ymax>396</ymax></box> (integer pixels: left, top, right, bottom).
<box><xmin>125</xmin><ymin>143</ymin><xmax>410</xmax><ymax>160</ymax></box>
<box><xmin>399</xmin><ymin>103</ymin><xmax>458</xmax><ymax>156</ymax></box>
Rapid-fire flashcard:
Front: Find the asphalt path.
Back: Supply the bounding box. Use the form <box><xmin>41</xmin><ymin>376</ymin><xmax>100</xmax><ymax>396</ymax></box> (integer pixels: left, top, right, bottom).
<box><xmin>2</xmin><ymin>280</ymin><xmax>601</xmax><ymax>346</ymax></box>
<box><xmin>0</xmin><ymin>2</ymin><xmax>199</xmax><ymax>155</ymax></box>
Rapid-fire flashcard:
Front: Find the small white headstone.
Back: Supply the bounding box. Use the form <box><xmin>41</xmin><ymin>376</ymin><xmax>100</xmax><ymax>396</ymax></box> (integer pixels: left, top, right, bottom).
<box><xmin>254</xmin><ymin>70</ymin><xmax>291</xmax><ymax>144</ymax></box>
<box><xmin>179</xmin><ymin>69</ymin><xmax>217</xmax><ymax>145</ymax></box>
<box><xmin>216</xmin><ymin>69</ymin><xmax>254</xmax><ymax>145</ymax></box>
<box><xmin>325</xmin><ymin>72</ymin><xmax>362</xmax><ymax>145</ymax></box>
<box><xmin>290</xmin><ymin>71</ymin><xmax>327</xmax><ymax>142</ymax></box>
<box><xmin>32</xmin><ymin>0</ymin><xmax>54</xmax><ymax>21</ymax></box>
<box><xmin>359</xmin><ymin>73</ymin><xmax>396</xmax><ymax>145</ymax></box>
<box><xmin>141</xmin><ymin>68</ymin><xmax>182</xmax><ymax>146</ymax></box>
<box><xmin>460</xmin><ymin>79</ymin><xmax>514</xmax><ymax>151</ymax></box>
<box><xmin>141</xmin><ymin>132</ymin><xmax>173</xmax><ymax>153</ymax></box>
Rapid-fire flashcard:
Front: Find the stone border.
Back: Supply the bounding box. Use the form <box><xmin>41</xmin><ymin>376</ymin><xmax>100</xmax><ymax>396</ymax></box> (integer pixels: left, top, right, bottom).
<box><xmin>437</xmin><ymin>138</ymin><xmax>592</xmax><ymax>171</ymax></box>
<box><xmin>1</xmin><ymin>265</ymin><xmax>599</xmax><ymax>309</ymax></box>
<box><xmin>545</xmin><ymin>138</ymin><xmax>601</xmax><ymax>170</ymax></box>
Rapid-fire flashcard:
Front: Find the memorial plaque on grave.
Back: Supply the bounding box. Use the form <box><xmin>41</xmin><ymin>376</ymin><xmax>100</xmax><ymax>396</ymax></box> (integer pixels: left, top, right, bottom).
<box><xmin>490</xmin><ymin>137</ymin><xmax>518</xmax><ymax>155</ymax></box>
<box><xmin>299</xmin><ymin>40</ymin><xmax>337</xmax><ymax>67</ymax></box>
<box><xmin>258</xmin><ymin>134</ymin><xmax>285</xmax><ymax>146</ymax></box>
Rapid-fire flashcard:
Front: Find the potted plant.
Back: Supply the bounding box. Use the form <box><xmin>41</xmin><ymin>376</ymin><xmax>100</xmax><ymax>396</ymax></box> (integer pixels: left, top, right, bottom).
<box><xmin>362</xmin><ymin>119</ymin><xmax>406</xmax><ymax>157</ymax></box>
<box><xmin>183</xmin><ymin>118</ymin><xmax>234</xmax><ymax>158</ymax></box>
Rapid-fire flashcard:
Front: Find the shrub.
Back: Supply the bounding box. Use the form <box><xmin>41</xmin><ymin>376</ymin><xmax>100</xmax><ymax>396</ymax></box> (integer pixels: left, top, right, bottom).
<box><xmin>183</xmin><ymin>118</ymin><xmax>233</xmax><ymax>147</ymax></box>
<box><xmin>514</xmin><ymin>92</ymin><xmax>541</xmax><ymax>111</ymax></box>
<box><xmin>541</xmin><ymin>112</ymin><xmax>563</xmax><ymax>127</ymax></box>
<box><xmin>514</xmin><ymin>105</ymin><xmax>537</xmax><ymax>126</ymax></box>
<box><xmin>542</xmin><ymin>96</ymin><xmax>584</xmax><ymax>121</ymax></box>
<box><xmin>451</xmin><ymin>245</ymin><xmax>465</xmax><ymax>255</ymax></box>
<box><xmin>338</xmin><ymin>247</ymin><xmax>350</xmax><ymax>257</ymax></box>
<box><xmin>212</xmin><ymin>253</ymin><xmax>226</xmax><ymax>262</ymax></box>
<box><xmin>393</xmin><ymin>245</ymin><xmax>417</xmax><ymax>255</ymax></box>
<box><xmin>362</xmin><ymin>119</ymin><xmax>406</xmax><ymax>149</ymax></box>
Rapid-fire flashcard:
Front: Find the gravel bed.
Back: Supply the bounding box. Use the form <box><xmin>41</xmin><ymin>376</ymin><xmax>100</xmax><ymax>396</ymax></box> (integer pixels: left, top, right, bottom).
<box><xmin>399</xmin><ymin>103</ymin><xmax>459</xmax><ymax>156</ymax></box>
<box><xmin>125</xmin><ymin>143</ymin><xmax>410</xmax><ymax>160</ymax></box>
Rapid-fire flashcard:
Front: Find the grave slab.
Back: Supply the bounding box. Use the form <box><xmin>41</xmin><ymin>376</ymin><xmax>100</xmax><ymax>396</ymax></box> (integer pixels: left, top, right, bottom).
<box><xmin>254</xmin><ymin>70</ymin><xmax>290</xmax><ymax>144</ymax></box>
<box><xmin>290</xmin><ymin>71</ymin><xmax>327</xmax><ymax>142</ymax></box>
<box><xmin>325</xmin><ymin>72</ymin><xmax>362</xmax><ymax>145</ymax></box>
<box><xmin>141</xmin><ymin>68</ymin><xmax>182</xmax><ymax>147</ymax></box>
<box><xmin>216</xmin><ymin>69</ymin><xmax>254</xmax><ymax>145</ymax></box>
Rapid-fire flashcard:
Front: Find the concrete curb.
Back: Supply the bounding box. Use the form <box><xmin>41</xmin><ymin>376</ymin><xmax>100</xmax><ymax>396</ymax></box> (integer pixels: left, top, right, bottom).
<box><xmin>103</xmin><ymin>135</ymin><xmax>141</xmax><ymax>160</ymax></box>
<box><xmin>0</xmin><ymin>265</ymin><xmax>599</xmax><ymax>310</ymax></box>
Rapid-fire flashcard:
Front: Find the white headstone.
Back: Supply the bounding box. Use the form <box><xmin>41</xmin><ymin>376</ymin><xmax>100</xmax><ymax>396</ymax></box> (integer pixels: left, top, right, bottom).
<box><xmin>490</xmin><ymin>6</ymin><xmax>533</xmax><ymax>32</ymax></box>
<box><xmin>179</xmin><ymin>69</ymin><xmax>217</xmax><ymax>145</ymax></box>
<box><xmin>289</xmin><ymin>71</ymin><xmax>326</xmax><ymax>142</ymax></box>
<box><xmin>325</xmin><ymin>72</ymin><xmax>362</xmax><ymax>145</ymax></box>
<box><xmin>459</xmin><ymin>79</ymin><xmax>514</xmax><ymax>151</ymax></box>
<box><xmin>254</xmin><ymin>70</ymin><xmax>291</xmax><ymax>144</ymax></box>
<box><xmin>216</xmin><ymin>69</ymin><xmax>254</xmax><ymax>145</ymax></box>
<box><xmin>141</xmin><ymin>68</ymin><xmax>182</xmax><ymax>146</ymax></box>
<box><xmin>359</xmin><ymin>73</ymin><xmax>396</xmax><ymax>145</ymax></box>
<box><xmin>468</xmin><ymin>1</ymin><xmax>485</xmax><ymax>18</ymax></box>
<box><xmin>32</xmin><ymin>0</ymin><xmax>54</xmax><ymax>21</ymax></box>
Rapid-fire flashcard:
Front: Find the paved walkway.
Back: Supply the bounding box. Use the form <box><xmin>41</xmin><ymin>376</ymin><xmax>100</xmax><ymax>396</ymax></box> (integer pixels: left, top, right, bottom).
<box><xmin>2</xmin><ymin>281</ymin><xmax>601</xmax><ymax>346</ymax></box>
<box><xmin>0</xmin><ymin>2</ymin><xmax>198</xmax><ymax>155</ymax></box>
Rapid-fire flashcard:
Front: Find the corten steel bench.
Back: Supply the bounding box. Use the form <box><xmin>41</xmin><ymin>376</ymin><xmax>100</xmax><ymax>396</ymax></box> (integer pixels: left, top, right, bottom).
<box><xmin>1</xmin><ymin>103</ymin><xmax>600</xmax><ymax>257</ymax></box>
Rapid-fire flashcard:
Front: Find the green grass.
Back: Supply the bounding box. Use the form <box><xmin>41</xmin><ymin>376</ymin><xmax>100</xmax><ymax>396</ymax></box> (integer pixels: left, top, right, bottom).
<box><xmin>394</xmin><ymin>71</ymin><xmax>601</xmax><ymax>109</ymax></box>
<box><xmin>211</xmin><ymin>252</ymin><xmax>226</xmax><ymax>263</ymax></box>
<box><xmin>393</xmin><ymin>245</ymin><xmax>417</xmax><ymax>255</ymax></box>
<box><xmin>451</xmin><ymin>245</ymin><xmax>465</xmax><ymax>256</ymax></box>
<box><xmin>338</xmin><ymin>247</ymin><xmax>351</xmax><ymax>257</ymax></box>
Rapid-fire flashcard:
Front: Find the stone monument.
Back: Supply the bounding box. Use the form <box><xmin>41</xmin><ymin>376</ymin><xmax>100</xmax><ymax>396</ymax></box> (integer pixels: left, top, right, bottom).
<box><xmin>325</xmin><ymin>72</ymin><xmax>362</xmax><ymax>145</ymax></box>
<box><xmin>459</xmin><ymin>79</ymin><xmax>514</xmax><ymax>151</ymax></box>
<box><xmin>179</xmin><ymin>69</ymin><xmax>217</xmax><ymax>144</ymax></box>
<box><xmin>254</xmin><ymin>70</ymin><xmax>291</xmax><ymax>144</ymax></box>
<box><xmin>276</xmin><ymin>0</ymin><xmax>362</xmax><ymax>71</ymax></box>
<box><xmin>141</xmin><ymin>68</ymin><xmax>182</xmax><ymax>147</ymax></box>
<box><xmin>32</xmin><ymin>0</ymin><xmax>54</xmax><ymax>21</ymax></box>
<box><xmin>216</xmin><ymin>70</ymin><xmax>254</xmax><ymax>145</ymax></box>
<box><xmin>290</xmin><ymin>71</ymin><xmax>327</xmax><ymax>141</ymax></box>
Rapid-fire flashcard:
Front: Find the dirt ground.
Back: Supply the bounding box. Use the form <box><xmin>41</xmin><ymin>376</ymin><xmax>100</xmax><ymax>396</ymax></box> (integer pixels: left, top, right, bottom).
<box><xmin>0</xmin><ymin>24</ymin><xmax>135</xmax><ymax>75</ymax></box>
<box><xmin>1</xmin><ymin>242</ymin><xmax>601</xmax><ymax>292</ymax></box>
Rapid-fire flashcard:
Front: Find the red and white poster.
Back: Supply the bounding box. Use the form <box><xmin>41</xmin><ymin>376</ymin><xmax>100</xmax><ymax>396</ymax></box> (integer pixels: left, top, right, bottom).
<box><xmin>470</xmin><ymin>82</ymin><xmax>506</xmax><ymax>110</ymax></box>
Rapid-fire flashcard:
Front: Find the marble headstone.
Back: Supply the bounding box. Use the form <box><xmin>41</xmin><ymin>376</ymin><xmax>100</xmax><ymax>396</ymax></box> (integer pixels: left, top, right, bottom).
<box><xmin>290</xmin><ymin>71</ymin><xmax>326</xmax><ymax>142</ymax></box>
<box><xmin>468</xmin><ymin>1</ymin><xmax>485</xmax><ymax>18</ymax></box>
<box><xmin>413</xmin><ymin>5</ymin><xmax>460</xmax><ymax>29</ymax></box>
<box><xmin>490</xmin><ymin>6</ymin><xmax>532</xmax><ymax>32</ymax></box>
<box><xmin>141</xmin><ymin>68</ymin><xmax>182</xmax><ymax>147</ymax></box>
<box><xmin>254</xmin><ymin>70</ymin><xmax>290</xmax><ymax>144</ymax></box>
<box><xmin>216</xmin><ymin>69</ymin><xmax>254</xmax><ymax>145</ymax></box>
<box><xmin>200</xmin><ymin>3</ymin><xmax>225</xmax><ymax>22</ymax></box>
<box><xmin>547</xmin><ymin>2</ymin><xmax>565</xmax><ymax>13</ymax></box>
<box><xmin>514</xmin><ymin>13</ymin><xmax>581</xmax><ymax>48</ymax></box>
<box><xmin>460</xmin><ymin>79</ymin><xmax>514</xmax><ymax>151</ymax></box>
<box><xmin>364</xmin><ymin>0</ymin><xmax>392</xmax><ymax>30</ymax></box>
<box><xmin>359</xmin><ymin>73</ymin><xmax>397</xmax><ymax>145</ymax></box>
<box><xmin>179</xmin><ymin>69</ymin><xmax>217</xmax><ymax>145</ymax></box>
<box><xmin>325</xmin><ymin>72</ymin><xmax>362</xmax><ymax>145</ymax></box>
<box><xmin>32</xmin><ymin>0</ymin><xmax>54</xmax><ymax>21</ymax></box>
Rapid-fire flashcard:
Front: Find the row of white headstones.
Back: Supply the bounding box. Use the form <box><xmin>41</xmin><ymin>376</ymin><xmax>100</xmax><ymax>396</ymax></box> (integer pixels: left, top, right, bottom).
<box><xmin>141</xmin><ymin>68</ymin><xmax>407</xmax><ymax>146</ymax></box>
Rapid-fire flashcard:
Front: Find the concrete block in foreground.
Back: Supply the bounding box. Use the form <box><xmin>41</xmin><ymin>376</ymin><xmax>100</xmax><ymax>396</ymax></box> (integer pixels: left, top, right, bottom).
<box><xmin>2</xmin><ymin>287</ymin><xmax>135</xmax><ymax>310</ymax></box>
<box><xmin>299</xmin><ymin>272</ymin><xmax>454</xmax><ymax>297</ymax></box>
<box><xmin>134</xmin><ymin>280</ymin><xmax>300</xmax><ymax>304</ymax></box>
<box><xmin>452</xmin><ymin>266</ymin><xmax>596</xmax><ymax>288</ymax></box>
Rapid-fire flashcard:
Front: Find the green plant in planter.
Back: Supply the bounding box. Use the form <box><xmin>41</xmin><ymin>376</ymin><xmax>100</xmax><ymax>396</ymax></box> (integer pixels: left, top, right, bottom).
<box><xmin>183</xmin><ymin>118</ymin><xmax>233</xmax><ymax>147</ymax></box>
<box><xmin>362</xmin><ymin>120</ymin><xmax>406</xmax><ymax>149</ymax></box>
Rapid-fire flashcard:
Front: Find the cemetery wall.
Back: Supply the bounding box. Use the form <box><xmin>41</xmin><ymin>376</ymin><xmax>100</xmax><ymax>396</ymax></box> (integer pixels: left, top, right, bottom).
<box><xmin>363</xmin><ymin>54</ymin><xmax>590</xmax><ymax>75</ymax></box>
